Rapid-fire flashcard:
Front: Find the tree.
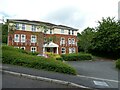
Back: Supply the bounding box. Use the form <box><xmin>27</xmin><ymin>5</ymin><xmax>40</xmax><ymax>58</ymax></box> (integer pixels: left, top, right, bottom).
<box><xmin>2</xmin><ymin>24</ymin><xmax>8</xmax><ymax>44</ymax></box>
<box><xmin>77</xmin><ymin>27</ymin><xmax>95</xmax><ymax>53</ymax></box>
<box><xmin>92</xmin><ymin>17</ymin><xmax>120</xmax><ymax>59</ymax></box>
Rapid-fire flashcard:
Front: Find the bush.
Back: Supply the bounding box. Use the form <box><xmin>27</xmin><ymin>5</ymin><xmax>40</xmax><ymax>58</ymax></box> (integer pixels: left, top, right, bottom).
<box><xmin>2</xmin><ymin>45</ymin><xmax>77</xmax><ymax>75</ymax></box>
<box><xmin>2</xmin><ymin>35</ymin><xmax>7</xmax><ymax>44</ymax></box>
<box><xmin>45</xmin><ymin>52</ymin><xmax>63</xmax><ymax>61</ymax></box>
<box><xmin>56</xmin><ymin>57</ymin><xmax>63</xmax><ymax>61</ymax></box>
<box><xmin>116</xmin><ymin>59</ymin><xmax>120</xmax><ymax>69</ymax></box>
<box><xmin>2</xmin><ymin>45</ymin><xmax>39</xmax><ymax>56</ymax></box>
<box><xmin>61</xmin><ymin>53</ymin><xmax>92</xmax><ymax>61</ymax></box>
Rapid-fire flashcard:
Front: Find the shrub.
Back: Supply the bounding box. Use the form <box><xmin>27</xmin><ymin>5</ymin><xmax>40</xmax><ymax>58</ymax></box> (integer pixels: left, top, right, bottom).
<box><xmin>56</xmin><ymin>57</ymin><xmax>63</xmax><ymax>61</ymax></box>
<box><xmin>45</xmin><ymin>52</ymin><xmax>63</xmax><ymax>61</ymax></box>
<box><xmin>116</xmin><ymin>59</ymin><xmax>120</xmax><ymax>69</ymax></box>
<box><xmin>61</xmin><ymin>53</ymin><xmax>92</xmax><ymax>61</ymax></box>
<box><xmin>2</xmin><ymin>45</ymin><xmax>77</xmax><ymax>75</ymax></box>
<box><xmin>2</xmin><ymin>45</ymin><xmax>39</xmax><ymax>56</ymax></box>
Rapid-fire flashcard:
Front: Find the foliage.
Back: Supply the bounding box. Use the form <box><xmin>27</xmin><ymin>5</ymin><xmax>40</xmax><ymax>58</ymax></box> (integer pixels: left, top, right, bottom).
<box><xmin>45</xmin><ymin>52</ymin><xmax>63</xmax><ymax>61</ymax></box>
<box><xmin>2</xmin><ymin>24</ymin><xmax>8</xmax><ymax>44</ymax></box>
<box><xmin>2</xmin><ymin>45</ymin><xmax>39</xmax><ymax>56</ymax></box>
<box><xmin>91</xmin><ymin>17</ymin><xmax>120</xmax><ymax>59</ymax></box>
<box><xmin>61</xmin><ymin>53</ymin><xmax>92</xmax><ymax>61</ymax></box>
<box><xmin>77</xmin><ymin>17</ymin><xmax>120</xmax><ymax>59</ymax></box>
<box><xmin>2</xmin><ymin>45</ymin><xmax>76</xmax><ymax>75</ymax></box>
<box><xmin>116</xmin><ymin>59</ymin><xmax>120</xmax><ymax>69</ymax></box>
<box><xmin>77</xmin><ymin>27</ymin><xmax>95</xmax><ymax>53</ymax></box>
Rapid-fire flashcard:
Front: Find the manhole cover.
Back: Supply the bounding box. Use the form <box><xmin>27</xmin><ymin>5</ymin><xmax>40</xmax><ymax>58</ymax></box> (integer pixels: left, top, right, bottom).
<box><xmin>93</xmin><ymin>80</ymin><xmax>109</xmax><ymax>87</ymax></box>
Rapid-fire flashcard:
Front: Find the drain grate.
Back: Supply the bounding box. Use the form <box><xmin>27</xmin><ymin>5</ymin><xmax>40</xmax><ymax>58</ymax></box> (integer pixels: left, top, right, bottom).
<box><xmin>93</xmin><ymin>80</ymin><xmax>109</xmax><ymax>87</ymax></box>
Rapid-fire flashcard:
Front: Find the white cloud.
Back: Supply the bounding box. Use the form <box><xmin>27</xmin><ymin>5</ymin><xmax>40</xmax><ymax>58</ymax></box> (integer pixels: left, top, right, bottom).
<box><xmin>0</xmin><ymin>0</ymin><xmax>119</xmax><ymax>32</ymax></box>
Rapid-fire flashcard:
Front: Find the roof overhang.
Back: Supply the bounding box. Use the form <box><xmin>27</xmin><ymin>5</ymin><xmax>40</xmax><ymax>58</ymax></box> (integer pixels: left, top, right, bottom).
<box><xmin>43</xmin><ymin>42</ymin><xmax>59</xmax><ymax>47</ymax></box>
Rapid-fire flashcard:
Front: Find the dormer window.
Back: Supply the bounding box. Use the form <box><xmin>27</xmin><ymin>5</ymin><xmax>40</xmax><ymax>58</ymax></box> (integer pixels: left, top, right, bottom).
<box><xmin>16</xmin><ymin>23</ymin><xmax>19</xmax><ymax>30</ymax></box>
<box><xmin>50</xmin><ymin>29</ymin><xmax>52</xmax><ymax>34</ymax></box>
<box><xmin>31</xmin><ymin>25</ymin><xmax>36</xmax><ymax>31</ymax></box>
<box><xmin>72</xmin><ymin>30</ymin><xmax>74</xmax><ymax>35</ymax></box>
<box><xmin>61</xmin><ymin>29</ymin><xmax>64</xmax><ymax>33</ymax></box>
<box><xmin>68</xmin><ymin>30</ymin><xmax>70</xmax><ymax>35</ymax></box>
<box><xmin>22</xmin><ymin>24</ymin><xmax>25</xmax><ymax>30</ymax></box>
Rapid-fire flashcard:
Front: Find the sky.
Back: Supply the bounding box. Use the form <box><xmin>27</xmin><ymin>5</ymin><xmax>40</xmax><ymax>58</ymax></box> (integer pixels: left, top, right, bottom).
<box><xmin>0</xmin><ymin>0</ymin><xmax>120</xmax><ymax>32</ymax></box>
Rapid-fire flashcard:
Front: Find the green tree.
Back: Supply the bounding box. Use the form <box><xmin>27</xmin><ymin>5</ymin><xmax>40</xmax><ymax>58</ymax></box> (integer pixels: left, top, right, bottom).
<box><xmin>92</xmin><ymin>17</ymin><xmax>120</xmax><ymax>59</ymax></box>
<box><xmin>77</xmin><ymin>27</ymin><xmax>95</xmax><ymax>53</ymax></box>
<box><xmin>2</xmin><ymin>24</ymin><xmax>8</xmax><ymax>44</ymax></box>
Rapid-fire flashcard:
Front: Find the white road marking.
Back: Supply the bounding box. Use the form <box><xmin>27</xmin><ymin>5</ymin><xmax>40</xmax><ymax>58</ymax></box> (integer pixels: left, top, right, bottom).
<box><xmin>77</xmin><ymin>75</ymin><xmax>119</xmax><ymax>83</ymax></box>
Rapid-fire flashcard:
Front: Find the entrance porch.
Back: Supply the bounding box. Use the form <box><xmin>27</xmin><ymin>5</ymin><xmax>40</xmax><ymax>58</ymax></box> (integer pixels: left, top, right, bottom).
<box><xmin>43</xmin><ymin>42</ymin><xmax>59</xmax><ymax>54</ymax></box>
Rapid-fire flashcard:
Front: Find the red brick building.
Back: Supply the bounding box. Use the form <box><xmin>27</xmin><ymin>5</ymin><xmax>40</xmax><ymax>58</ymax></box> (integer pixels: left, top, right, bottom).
<box><xmin>7</xmin><ymin>19</ymin><xmax>78</xmax><ymax>55</ymax></box>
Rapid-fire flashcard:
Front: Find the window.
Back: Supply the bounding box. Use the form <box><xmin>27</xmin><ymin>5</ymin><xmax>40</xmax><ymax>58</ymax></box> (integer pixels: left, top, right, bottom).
<box><xmin>61</xmin><ymin>37</ymin><xmax>65</xmax><ymax>44</ymax></box>
<box><xmin>72</xmin><ymin>47</ymin><xmax>76</xmax><ymax>53</ymax></box>
<box><xmin>31</xmin><ymin>35</ymin><xmax>37</xmax><ymax>43</ymax></box>
<box><xmin>50</xmin><ymin>29</ymin><xmax>52</xmax><ymax>34</ymax></box>
<box><xmin>61</xmin><ymin>47</ymin><xmax>66</xmax><ymax>54</ymax></box>
<box><xmin>20</xmin><ymin>47</ymin><xmax>25</xmax><ymax>50</ymax></box>
<box><xmin>16</xmin><ymin>23</ymin><xmax>19</xmax><ymax>30</ymax></box>
<box><xmin>21</xmin><ymin>34</ymin><xmax>26</xmax><ymax>42</ymax></box>
<box><xmin>69</xmin><ymin>48</ymin><xmax>75</xmax><ymax>53</ymax></box>
<box><xmin>61</xmin><ymin>29</ymin><xmax>64</xmax><ymax>33</ymax></box>
<box><xmin>14</xmin><ymin>34</ymin><xmax>20</xmax><ymax>42</ymax></box>
<box><xmin>31</xmin><ymin>47</ymin><xmax>36</xmax><ymax>52</ymax></box>
<box><xmin>22</xmin><ymin>24</ymin><xmax>25</xmax><ymax>30</ymax></box>
<box><xmin>31</xmin><ymin>25</ymin><xmax>36</xmax><ymax>31</ymax></box>
<box><xmin>68</xmin><ymin>30</ymin><xmax>70</xmax><ymax>35</ymax></box>
<box><xmin>68</xmin><ymin>38</ymin><xmax>71</xmax><ymax>44</ymax></box>
<box><xmin>71</xmin><ymin>38</ymin><xmax>75</xmax><ymax>44</ymax></box>
<box><xmin>72</xmin><ymin>30</ymin><xmax>74</xmax><ymax>35</ymax></box>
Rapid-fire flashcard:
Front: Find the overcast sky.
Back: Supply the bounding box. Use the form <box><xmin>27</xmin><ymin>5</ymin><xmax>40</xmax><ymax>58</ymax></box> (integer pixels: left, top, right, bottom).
<box><xmin>0</xmin><ymin>0</ymin><xmax>119</xmax><ymax>32</ymax></box>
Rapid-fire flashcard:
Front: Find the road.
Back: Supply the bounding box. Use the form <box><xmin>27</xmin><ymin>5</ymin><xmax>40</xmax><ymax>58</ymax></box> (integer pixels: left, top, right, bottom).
<box><xmin>2</xmin><ymin>72</ymin><xmax>74</xmax><ymax>88</ymax></box>
<box><xmin>1</xmin><ymin>60</ymin><xmax>119</xmax><ymax>89</ymax></box>
<box><xmin>66</xmin><ymin>60</ymin><xmax>119</xmax><ymax>88</ymax></box>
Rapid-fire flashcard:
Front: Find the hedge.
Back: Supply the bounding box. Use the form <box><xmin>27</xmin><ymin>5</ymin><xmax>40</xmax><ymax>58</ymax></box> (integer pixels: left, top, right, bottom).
<box><xmin>2</xmin><ymin>45</ymin><xmax>77</xmax><ymax>75</ymax></box>
<box><xmin>61</xmin><ymin>53</ymin><xmax>92</xmax><ymax>61</ymax></box>
<box><xmin>116</xmin><ymin>59</ymin><xmax>120</xmax><ymax>69</ymax></box>
<box><xmin>2</xmin><ymin>45</ymin><xmax>39</xmax><ymax>56</ymax></box>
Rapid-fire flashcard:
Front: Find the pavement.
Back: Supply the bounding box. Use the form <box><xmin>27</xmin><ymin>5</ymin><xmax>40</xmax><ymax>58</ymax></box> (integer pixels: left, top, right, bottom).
<box><xmin>1</xmin><ymin>60</ymin><xmax>120</xmax><ymax>89</ymax></box>
<box><xmin>2</xmin><ymin>72</ymin><xmax>76</xmax><ymax>88</ymax></box>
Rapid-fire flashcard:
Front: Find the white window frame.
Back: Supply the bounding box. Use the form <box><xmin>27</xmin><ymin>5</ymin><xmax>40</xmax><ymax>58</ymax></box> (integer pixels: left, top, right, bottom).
<box><xmin>61</xmin><ymin>47</ymin><xmax>66</xmax><ymax>54</ymax></box>
<box><xmin>61</xmin><ymin>29</ymin><xmax>64</xmax><ymax>33</ymax></box>
<box><xmin>31</xmin><ymin>25</ymin><xmax>36</xmax><ymax>31</ymax></box>
<box><xmin>16</xmin><ymin>23</ymin><xmax>19</xmax><ymax>30</ymax></box>
<box><xmin>21</xmin><ymin>34</ymin><xmax>26</xmax><ymax>42</ymax></box>
<box><xmin>14</xmin><ymin>34</ymin><xmax>20</xmax><ymax>42</ymax></box>
<box><xmin>31</xmin><ymin>47</ymin><xmax>37</xmax><ymax>52</ymax></box>
<box><xmin>61</xmin><ymin>37</ymin><xmax>65</xmax><ymax>44</ymax></box>
<box><xmin>72</xmin><ymin>30</ymin><xmax>74</xmax><ymax>35</ymax></box>
<box><xmin>31</xmin><ymin>35</ymin><xmax>37</xmax><ymax>43</ymax></box>
<box><xmin>50</xmin><ymin>29</ymin><xmax>52</xmax><ymax>34</ymax></box>
<box><xmin>69</xmin><ymin>48</ymin><xmax>72</xmax><ymax>54</ymax></box>
<box><xmin>68</xmin><ymin>38</ymin><xmax>71</xmax><ymax>44</ymax></box>
<box><xmin>22</xmin><ymin>24</ymin><xmax>25</xmax><ymax>30</ymax></box>
<box><xmin>20</xmin><ymin>47</ymin><xmax>25</xmax><ymax>50</ymax></box>
<box><xmin>68</xmin><ymin>30</ymin><xmax>70</xmax><ymax>35</ymax></box>
<box><xmin>71</xmin><ymin>38</ymin><xmax>75</xmax><ymax>44</ymax></box>
<box><xmin>72</xmin><ymin>47</ymin><xmax>76</xmax><ymax>53</ymax></box>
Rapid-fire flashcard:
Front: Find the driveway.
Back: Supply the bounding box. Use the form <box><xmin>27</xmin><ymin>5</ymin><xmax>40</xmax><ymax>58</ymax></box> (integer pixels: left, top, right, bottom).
<box><xmin>65</xmin><ymin>60</ymin><xmax>119</xmax><ymax>88</ymax></box>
